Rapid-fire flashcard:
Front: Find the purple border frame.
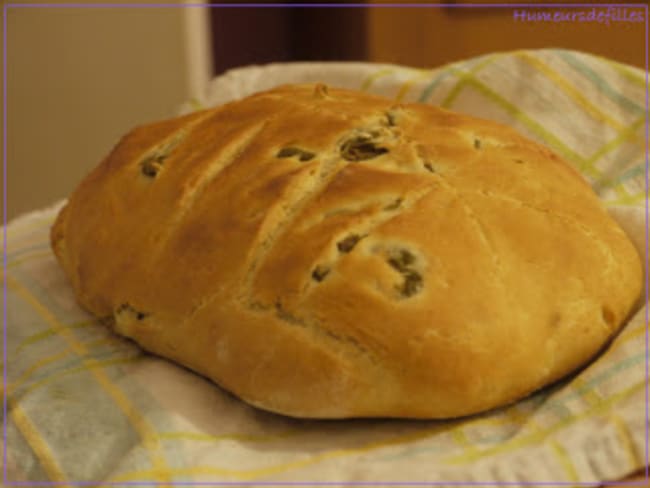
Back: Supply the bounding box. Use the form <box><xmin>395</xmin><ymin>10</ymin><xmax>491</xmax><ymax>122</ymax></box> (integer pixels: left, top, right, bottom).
<box><xmin>2</xmin><ymin>3</ymin><xmax>649</xmax><ymax>8</ymax></box>
<box><xmin>1</xmin><ymin>483</ymin><xmax>648</xmax><ymax>487</ymax></box>
<box><xmin>2</xmin><ymin>1</ymin><xmax>648</xmax><ymax>486</ymax></box>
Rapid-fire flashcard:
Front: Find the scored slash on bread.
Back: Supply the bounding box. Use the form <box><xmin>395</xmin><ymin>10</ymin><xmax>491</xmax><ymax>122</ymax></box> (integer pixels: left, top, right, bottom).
<box><xmin>51</xmin><ymin>84</ymin><xmax>643</xmax><ymax>419</ymax></box>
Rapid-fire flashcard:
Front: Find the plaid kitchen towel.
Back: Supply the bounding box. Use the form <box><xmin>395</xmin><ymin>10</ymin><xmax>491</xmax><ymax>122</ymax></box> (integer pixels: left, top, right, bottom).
<box><xmin>3</xmin><ymin>49</ymin><xmax>648</xmax><ymax>485</ymax></box>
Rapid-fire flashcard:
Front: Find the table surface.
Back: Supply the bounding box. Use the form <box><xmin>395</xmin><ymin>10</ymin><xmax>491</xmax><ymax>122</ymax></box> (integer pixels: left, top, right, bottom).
<box><xmin>607</xmin><ymin>470</ymin><xmax>647</xmax><ymax>486</ymax></box>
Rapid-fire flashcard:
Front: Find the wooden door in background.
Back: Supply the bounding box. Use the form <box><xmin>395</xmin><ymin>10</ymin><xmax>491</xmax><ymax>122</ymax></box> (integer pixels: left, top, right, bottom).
<box><xmin>209</xmin><ymin>4</ymin><xmax>368</xmax><ymax>76</ymax></box>
<box><xmin>367</xmin><ymin>1</ymin><xmax>644</xmax><ymax>69</ymax></box>
<box><xmin>208</xmin><ymin>2</ymin><xmax>644</xmax><ymax>74</ymax></box>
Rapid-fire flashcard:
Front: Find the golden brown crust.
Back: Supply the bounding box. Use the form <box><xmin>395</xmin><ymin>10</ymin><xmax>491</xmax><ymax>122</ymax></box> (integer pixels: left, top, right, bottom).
<box><xmin>51</xmin><ymin>84</ymin><xmax>643</xmax><ymax>419</ymax></box>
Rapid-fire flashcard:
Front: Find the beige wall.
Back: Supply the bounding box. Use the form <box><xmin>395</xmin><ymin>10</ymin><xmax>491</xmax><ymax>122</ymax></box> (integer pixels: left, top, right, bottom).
<box><xmin>4</xmin><ymin>1</ymin><xmax>197</xmax><ymax>221</ymax></box>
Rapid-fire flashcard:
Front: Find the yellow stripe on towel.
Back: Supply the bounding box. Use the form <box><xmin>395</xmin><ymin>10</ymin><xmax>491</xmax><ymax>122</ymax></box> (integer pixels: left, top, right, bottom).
<box><xmin>447</xmin><ymin>377</ymin><xmax>646</xmax><ymax>465</ymax></box>
<box><xmin>6</xmin><ymin>274</ymin><xmax>172</xmax><ymax>482</ymax></box>
<box><xmin>360</xmin><ymin>68</ymin><xmax>396</xmax><ymax>91</ymax></box>
<box><xmin>10</xmin><ymin>402</ymin><xmax>68</xmax><ymax>484</ymax></box>
<box><xmin>110</xmin><ymin>422</ymin><xmax>460</xmax><ymax>482</ymax></box>
<box><xmin>515</xmin><ymin>52</ymin><xmax>643</xmax><ymax>149</ymax></box>
<box><xmin>440</xmin><ymin>54</ymin><xmax>500</xmax><ymax>108</ymax></box>
<box><xmin>549</xmin><ymin>440</ymin><xmax>580</xmax><ymax>482</ymax></box>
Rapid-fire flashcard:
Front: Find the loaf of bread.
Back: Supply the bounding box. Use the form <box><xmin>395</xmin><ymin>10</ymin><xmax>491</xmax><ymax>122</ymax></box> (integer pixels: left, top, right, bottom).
<box><xmin>51</xmin><ymin>84</ymin><xmax>642</xmax><ymax>419</ymax></box>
